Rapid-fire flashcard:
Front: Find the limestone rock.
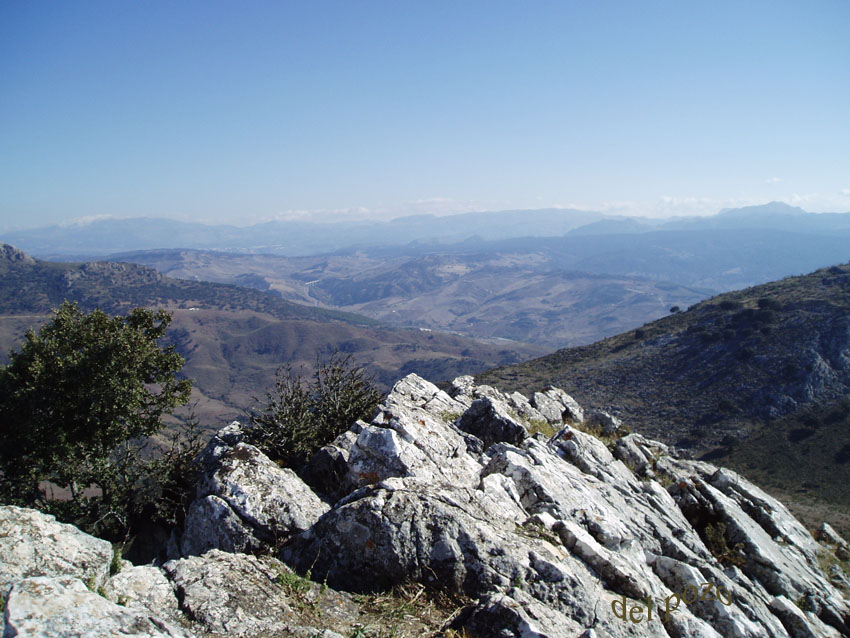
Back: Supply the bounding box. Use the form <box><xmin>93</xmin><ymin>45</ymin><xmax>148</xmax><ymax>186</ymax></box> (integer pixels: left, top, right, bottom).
<box><xmin>181</xmin><ymin>494</ymin><xmax>261</xmax><ymax>556</ymax></box>
<box><xmin>180</xmin><ymin>422</ymin><xmax>329</xmax><ymax>556</ymax></box>
<box><xmin>3</xmin><ymin>576</ymin><xmax>193</xmax><ymax>638</ymax></box>
<box><xmin>281</xmin><ymin>374</ymin><xmax>850</xmax><ymax>637</ymax></box>
<box><xmin>162</xmin><ymin>549</ymin><xmax>357</xmax><ymax>638</ymax></box>
<box><xmin>163</xmin><ymin>550</ymin><xmax>294</xmax><ymax>635</ymax></box>
<box><xmin>7</xmin><ymin>374</ymin><xmax>850</xmax><ymax>638</ymax></box>
<box><xmin>104</xmin><ymin>564</ymin><xmax>183</xmax><ymax>622</ymax></box>
<box><xmin>343</xmin><ymin>374</ymin><xmax>481</xmax><ymax>491</ymax></box>
<box><xmin>457</xmin><ymin>395</ymin><xmax>528</xmax><ymax>449</ymax></box>
<box><xmin>0</xmin><ymin>505</ymin><xmax>114</xmax><ymax>592</ymax></box>
<box><xmin>586</xmin><ymin>410</ymin><xmax>622</xmax><ymax>436</ymax></box>
<box><xmin>300</xmin><ymin>424</ymin><xmax>362</xmax><ymax>497</ymax></box>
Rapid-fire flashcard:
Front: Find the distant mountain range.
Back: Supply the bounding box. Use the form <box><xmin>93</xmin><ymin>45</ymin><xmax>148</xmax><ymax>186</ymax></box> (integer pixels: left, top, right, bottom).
<box><xmin>479</xmin><ymin>261</ymin><xmax>850</xmax><ymax>536</ymax></box>
<box><xmin>4</xmin><ymin>201</ymin><xmax>849</xmax><ymax>260</ymax></box>
<box><xmin>0</xmin><ymin>208</ymin><xmax>603</xmax><ymax>257</ymax></box>
<box><xmin>5</xmin><ymin>202</ymin><xmax>848</xmax><ymax>351</ymax></box>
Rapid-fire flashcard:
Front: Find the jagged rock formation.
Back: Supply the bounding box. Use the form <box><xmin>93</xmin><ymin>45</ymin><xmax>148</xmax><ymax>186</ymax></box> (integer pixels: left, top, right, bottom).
<box><xmin>3</xmin><ymin>374</ymin><xmax>850</xmax><ymax>637</ymax></box>
<box><xmin>179</xmin><ymin>422</ymin><xmax>330</xmax><ymax>557</ymax></box>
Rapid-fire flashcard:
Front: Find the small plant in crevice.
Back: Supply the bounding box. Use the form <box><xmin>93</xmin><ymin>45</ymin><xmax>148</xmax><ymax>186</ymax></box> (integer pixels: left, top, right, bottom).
<box><xmin>703</xmin><ymin>522</ymin><xmax>746</xmax><ymax>567</ymax></box>
<box><xmin>276</xmin><ymin>567</ymin><xmax>313</xmax><ymax>596</ymax></box>
<box><xmin>524</xmin><ymin>418</ymin><xmax>557</xmax><ymax>438</ymax></box>
<box><xmin>516</xmin><ymin>520</ymin><xmax>560</xmax><ymax>546</ymax></box>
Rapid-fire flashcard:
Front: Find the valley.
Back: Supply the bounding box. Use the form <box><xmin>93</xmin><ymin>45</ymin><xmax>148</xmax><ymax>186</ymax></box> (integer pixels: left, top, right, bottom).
<box><xmin>0</xmin><ymin>245</ymin><xmax>544</xmax><ymax>431</ymax></box>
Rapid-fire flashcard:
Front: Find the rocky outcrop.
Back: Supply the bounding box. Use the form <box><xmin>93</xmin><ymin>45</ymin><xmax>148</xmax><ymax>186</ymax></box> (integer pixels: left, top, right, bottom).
<box><xmin>3</xmin><ymin>576</ymin><xmax>193</xmax><ymax>638</ymax></box>
<box><xmin>0</xmin><ymin>506</ymin><xmax>192</xmax><ymax>638</ymax></box>
<box><xmin>1</xmin><ymin>507</ymin><xmax>362</xmax><ymax>637</ymax></box>
<box><xmin>0</xmin><ymin>506</ymin><xmax>114</xmax><ymax>592</ymax></box>
<box><xmin>179</xmin><ymin>422</ymin><xmax>330</xmax><ymax>556</ymax></box>
<box><xmin>4</xmin><ymin>373</ymin><xmax>850</xmax><ymax>637</ymax></box>
<box><xmin>285</xmin><ymin>374</ymin><xmax>850</xmax><ymax>637</ymax></box>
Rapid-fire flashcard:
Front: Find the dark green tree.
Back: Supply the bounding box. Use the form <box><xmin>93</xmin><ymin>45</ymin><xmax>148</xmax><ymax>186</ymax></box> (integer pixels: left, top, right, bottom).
<box><xmin>247</xmin><ymin>352</ymin><xmax>382</xmax><ymax>469</ymax></box>
<box><xmin>0</xmin><ymin>301</ymin><xmax>193</xmax><ymax>539</ymax></box>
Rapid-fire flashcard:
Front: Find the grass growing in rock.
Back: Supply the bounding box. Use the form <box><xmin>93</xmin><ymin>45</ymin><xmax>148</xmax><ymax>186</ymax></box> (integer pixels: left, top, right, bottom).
<box><xmin>351</xmin><ymin>582</ymin><xmax>474</xmax><ymax>638</ymax></box>
<box><xmin>572</xmin><ymin>420</ymin><xmax>630</xmax><ymax>450</ymax></box>
<box><xmin>516</xmin><ymin>520</ymin><xmax>561</xmax><ymax>546</ymax></box>
<box><xmin>817</xmin><ymin>546</ymin><xmax>850</xmax><ymax>595</ymax></box>
<box><xmin>703</xmin><ymin>522</ymin><xmax>746</xmax><ymax>567</ymax></box>
<box><xmin>439</xmin><ymin>411</ymin><xmax>464</xmax><ymax>424</ymax></box>
<box><xmin>524</xmin><ymin>417</ymin><xmax>557</xmax><ymax>438</ymax></box>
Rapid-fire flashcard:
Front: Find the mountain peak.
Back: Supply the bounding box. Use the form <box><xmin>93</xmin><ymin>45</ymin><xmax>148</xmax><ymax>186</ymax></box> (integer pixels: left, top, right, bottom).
<box><xmin>0</xmin><ymin>243</ymin><xmax>36</xmax><ymax>265</ymax></box>
<box><xmin>717</xmin><ymin>201</ymin><xmax>807</xmax><ymax>217</ymax></box>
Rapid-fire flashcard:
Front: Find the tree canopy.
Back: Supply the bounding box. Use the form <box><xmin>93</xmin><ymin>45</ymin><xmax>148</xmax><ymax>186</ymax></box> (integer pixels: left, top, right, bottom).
<box><xmin>0</xmin><ymin>301</ymin><xmax>193</xmax><ymax>538</ymax></box>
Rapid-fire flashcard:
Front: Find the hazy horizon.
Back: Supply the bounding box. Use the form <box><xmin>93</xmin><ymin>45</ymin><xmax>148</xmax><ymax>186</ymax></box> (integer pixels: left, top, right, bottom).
<box><xmin>2</xmin><ymin>1</ymin><xmax>849</xmax><ymax>231</ymax></box>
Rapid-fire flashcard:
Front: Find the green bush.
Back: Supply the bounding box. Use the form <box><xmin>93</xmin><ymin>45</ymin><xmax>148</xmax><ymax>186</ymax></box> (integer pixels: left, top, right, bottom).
<box><xmin>0</xmin><ymin>301</ymin><xmax>197</xmax><ymax>541</ymax></box>
<box><xmin>247</xmin><ymin>352</ymin><xmax>382</xmax><ymax>469</ymax></box>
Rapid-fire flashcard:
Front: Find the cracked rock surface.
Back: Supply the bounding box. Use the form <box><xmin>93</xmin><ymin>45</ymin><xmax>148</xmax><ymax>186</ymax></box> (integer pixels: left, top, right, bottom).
<box><xmin>3</xmin><ymin>373</ymin><xmax>850</xmax><ymax>637</ymax></box>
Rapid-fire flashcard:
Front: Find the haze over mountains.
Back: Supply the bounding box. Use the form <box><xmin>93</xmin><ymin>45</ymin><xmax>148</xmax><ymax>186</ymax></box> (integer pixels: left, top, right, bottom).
<box><xmin>1</xmin><ymin>208</ymin><xmax>603</xmax><ymax>257</ymax></box>
<box><xmin>5</xmin><ymin>202</ymin><xmax>849</xmax><ymax>350</ymax></box>
<box><xmin>5</xmin><ymin>201</ymin><xmax>850</xmax><ymax>262</ymax></box>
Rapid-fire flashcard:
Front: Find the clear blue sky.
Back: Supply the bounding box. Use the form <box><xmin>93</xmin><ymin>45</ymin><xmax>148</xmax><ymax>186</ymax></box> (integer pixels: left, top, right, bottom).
<box><xmin>1</xmin><ymin>0</ymin><xmax>849</xmax><ymax>229</ymax></box>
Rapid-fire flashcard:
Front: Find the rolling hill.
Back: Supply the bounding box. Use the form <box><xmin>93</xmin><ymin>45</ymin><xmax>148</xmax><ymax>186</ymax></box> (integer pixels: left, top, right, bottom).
<box><xmin>100</xmin><ymin>247</ymin><xmax>708</xmax><ymax>348</ymax></box>
<box><xmin>0</xmin><ymin>244</ymin><xmax>544</xmax><ymax>429</ymax></box>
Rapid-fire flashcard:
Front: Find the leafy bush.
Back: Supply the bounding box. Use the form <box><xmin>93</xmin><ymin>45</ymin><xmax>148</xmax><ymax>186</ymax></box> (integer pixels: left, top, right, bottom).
<box><xmin>247</xmin><ymin>352</ymin><xmax>382</xmax><ymax>468</ymax></box>
<box><xmin>0</xmin><ymin>301</ymin><xmax>198</xmax><ymax>542</ymax></box>
<box><xmin>719</xmin><ymin>299</ymin><xmax>743</xmax><ymax>311</ymax></box>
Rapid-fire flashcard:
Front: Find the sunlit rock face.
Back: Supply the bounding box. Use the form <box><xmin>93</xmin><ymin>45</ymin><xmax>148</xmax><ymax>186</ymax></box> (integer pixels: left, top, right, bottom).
<box><xmin>3</xmin><ymin>373</ymin><xmax>850</xmax><ymax>637</ymax></box>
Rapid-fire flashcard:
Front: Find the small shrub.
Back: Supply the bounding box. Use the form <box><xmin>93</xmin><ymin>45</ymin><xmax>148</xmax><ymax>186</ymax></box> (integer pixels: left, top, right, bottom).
<box><xmin>440</xmin><ymin>411</ymin><xmax>463</xmax><ymax>424</ymax></box>
<box><xmin>516</xmin><ymin>520</ymin><xmax>560</xmax><ymax>545</ymax></box>
<box><xmin>719</xmin><ymin>300</ymin><xmax>743</xmax><ymax>311</ymax></box>
<box><xmin>276</xmin><ymin>568</ymin><xmax>313</xmax><ymax>596</ymax></box>
<box><xmin>247</xmin><ymin>352</ymin><xmax>382</xmax><ymax>469</ymax></box>
<box><xmin>525</xmin><ymin>418</ymin><xmax>557</xmax><ymax>438</ymax></box>
<box><xmin>703</xmin><ymin>522</ymin><xmax>746</xmax><ymax>567</ymax></box>
<box><xmin>757</xmin><ymin>297</ymin><xmax>781</xmax><ymax>310</ymax></box>
<box><xmin>795</xmin><ymin>594</ymin><xmax>816</xmax><ymax>612</ymax></box>
<box><xmin>717</xmin><ymin>399</ymin><xmax>737</xmax><ymax>414</ymax></box>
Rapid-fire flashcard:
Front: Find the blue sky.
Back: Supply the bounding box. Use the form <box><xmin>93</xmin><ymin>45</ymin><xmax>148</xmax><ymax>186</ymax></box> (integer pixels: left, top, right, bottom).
<box><xmin>1</xmin><ymin>0</ymin><xmax>849</xmax><ymax>229</ymax></box>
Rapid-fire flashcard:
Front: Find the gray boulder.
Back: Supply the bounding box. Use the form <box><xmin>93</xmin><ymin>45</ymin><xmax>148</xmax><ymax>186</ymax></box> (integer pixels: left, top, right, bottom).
<box><xmin>586</xmin><ymin>409</ymin><xmax>622</xmax><ymax>436</ymax></box>
<box><xmin>0</xmin><ymin>505</ymin><xmax>114</xmax><ymax>592</ymax></box>
<box><xmin>163</xmin><ymin>549</ymin><xmax>356</xmax><ymax>638</ymax></box>
<box><xmin>180</xmin><ymin>422</ymin><xmax>329</xmax><ymax>556</ymax></box>
<box><xmin>103</xmin><ymin>563</ymin><xmax>184</xmax><ymax>623</ymax></box>
<box><xmin>457</xmin><ymin>395</ymin><xmax>528</xmax><ymax>449</ymax></box>
<box><xmin>3</xmin><ymin>576</ymin><xmax>193</xmax><ymax>638</ymax></box>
